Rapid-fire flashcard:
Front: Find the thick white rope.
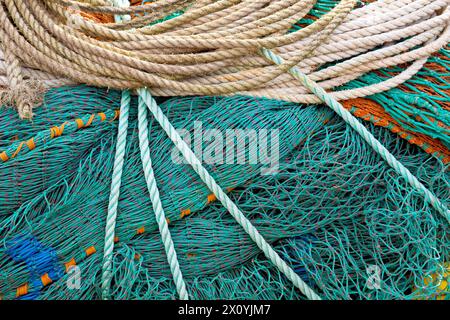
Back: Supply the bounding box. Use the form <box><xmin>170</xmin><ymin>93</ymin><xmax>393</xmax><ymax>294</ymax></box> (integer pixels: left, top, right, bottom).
<box><xmin>101</xmin><ymin>0</ymin><xmax>132</xmax><ymax>301</ymax></box>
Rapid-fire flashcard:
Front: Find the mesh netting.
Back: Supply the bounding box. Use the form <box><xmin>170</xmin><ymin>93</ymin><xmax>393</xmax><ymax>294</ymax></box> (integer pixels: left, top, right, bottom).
<box><xmin>0</xmin><ymin>85</ymin><xmax>448</xmax><ymax>300</ymax></box>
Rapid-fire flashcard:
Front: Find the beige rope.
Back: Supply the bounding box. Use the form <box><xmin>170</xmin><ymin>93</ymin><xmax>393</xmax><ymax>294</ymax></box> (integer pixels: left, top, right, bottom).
<box><xmin>0</xmin><ymin>0</ymin><xmax>355</xmax><ymax>93</ymax></box>
<box><xmin>0</xmin><ymin>0</ymin><xmax>448</xmax><ymax>115</ymax></box>
<box><xmin>0</xmin><ymin>33</ymin><xmax>45</xmax><ymax>118</ymax></box>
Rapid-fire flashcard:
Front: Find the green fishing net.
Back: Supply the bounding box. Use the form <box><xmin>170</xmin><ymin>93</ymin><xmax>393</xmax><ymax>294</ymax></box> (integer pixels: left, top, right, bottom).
<box><xmin>0</xmin><ymin>84</ymin><xmax>448</xmax><ymax>300</ymax></box>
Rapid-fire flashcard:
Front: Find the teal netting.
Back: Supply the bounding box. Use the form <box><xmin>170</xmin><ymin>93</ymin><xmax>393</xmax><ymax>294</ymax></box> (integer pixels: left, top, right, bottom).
<box><xmin>0</xmin><ymin>86</ymin><xmax>448</xmax><ymax>300</ymax></box>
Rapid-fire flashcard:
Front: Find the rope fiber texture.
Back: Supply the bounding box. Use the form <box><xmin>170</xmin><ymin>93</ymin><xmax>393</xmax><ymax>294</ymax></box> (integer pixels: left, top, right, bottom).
<box><xmin>0</xmin><ymin>0</ymin><xmax>448</xmax><ymax>101</ymax></box>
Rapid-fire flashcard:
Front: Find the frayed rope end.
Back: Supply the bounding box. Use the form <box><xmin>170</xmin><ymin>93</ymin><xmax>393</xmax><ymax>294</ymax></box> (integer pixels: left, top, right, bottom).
<box><xmin>0</xmin><ymin>80</ymin><xmax>47</xmax><ymax>120</ymax></box>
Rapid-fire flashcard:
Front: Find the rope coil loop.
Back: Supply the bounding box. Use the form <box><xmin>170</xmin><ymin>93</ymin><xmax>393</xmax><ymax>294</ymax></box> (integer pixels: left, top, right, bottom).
<box><xmin>0</xmin><ymin>0</ymin><xmax>447</xmax><ymax>99</ymax></box>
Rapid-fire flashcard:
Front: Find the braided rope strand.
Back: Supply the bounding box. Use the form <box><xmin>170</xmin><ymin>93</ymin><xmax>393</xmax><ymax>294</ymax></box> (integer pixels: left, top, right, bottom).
<box><xmin>101</xmin><ymin>90</ymin><xmax>131</xmax><ymax>300</ymax></box>
<box><xmin>137</xmin><ymin>88</ymin><xmax>321</xmax><ymax>300</ymax></box>
<box><xmin>137</xmin><ymin>93</ymin><xmax>189</xmax><ymax>300</ymax></box>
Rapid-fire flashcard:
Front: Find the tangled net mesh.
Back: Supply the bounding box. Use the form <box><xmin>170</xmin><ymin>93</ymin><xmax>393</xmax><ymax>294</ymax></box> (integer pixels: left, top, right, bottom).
<box><xmin>0</xmin><ymin>84</ymin><xmax>448</xmax><ymax>300</ymax></box>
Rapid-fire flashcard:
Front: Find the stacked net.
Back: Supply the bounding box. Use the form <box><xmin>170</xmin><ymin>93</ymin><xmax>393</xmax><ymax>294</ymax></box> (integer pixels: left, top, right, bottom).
<box><xmin>0</xmin><ymin>86</ymin><xmax>448</xmax><ymax>300</ymax></box>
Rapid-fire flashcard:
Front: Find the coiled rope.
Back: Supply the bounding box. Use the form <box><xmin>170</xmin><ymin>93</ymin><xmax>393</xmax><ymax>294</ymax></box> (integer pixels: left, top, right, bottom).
<box><xmin>0</xmin><ymin>0</ymin><xmax>448</xmax><ymax>101</ymax></box>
